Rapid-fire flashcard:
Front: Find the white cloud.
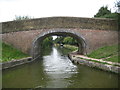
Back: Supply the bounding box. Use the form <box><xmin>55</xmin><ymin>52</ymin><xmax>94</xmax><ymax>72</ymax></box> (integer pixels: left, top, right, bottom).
<box><xmin>0</xmin><ymin>0</ymin><xmax>116</xmax><ymax>22</ymax></box>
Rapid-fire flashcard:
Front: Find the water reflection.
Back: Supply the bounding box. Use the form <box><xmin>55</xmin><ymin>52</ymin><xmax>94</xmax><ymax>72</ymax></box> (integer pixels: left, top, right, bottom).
<box><xmin>43</xmin><ymin>47</ymin><xmax>77</xmax><ymax>73</ymax></box>
<box><xmin>43</xmin><ymin>47</ymin><xmax>77</xmax><ymax>88</ymax></box>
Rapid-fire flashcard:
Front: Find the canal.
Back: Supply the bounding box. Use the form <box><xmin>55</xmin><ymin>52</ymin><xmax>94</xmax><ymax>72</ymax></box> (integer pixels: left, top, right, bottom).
<box><xmin>2</xmin><ymin>46</ymin><xmax>118</xmax><ymax>88</ymax></box>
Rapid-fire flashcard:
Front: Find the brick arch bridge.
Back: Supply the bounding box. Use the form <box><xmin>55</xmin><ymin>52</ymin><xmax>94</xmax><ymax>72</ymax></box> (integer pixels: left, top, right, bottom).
<box><xmin>32</xmin><ymin>29</ymin><xmax>87</xmax><ymax>58</ymax></box>
<box><xmin>1</xmin><ymin>17</ymin><xmax>118</xmax><ymax>59</ymax></box>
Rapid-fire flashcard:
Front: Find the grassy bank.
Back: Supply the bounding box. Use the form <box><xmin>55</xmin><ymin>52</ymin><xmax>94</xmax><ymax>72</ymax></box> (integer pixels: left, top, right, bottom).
<box><xmin>2</xmin><ymin>42</ymin><xmax>29</xmax><ymax>62</ymax></box>
<box><xmin>64</xmin><ymin>44</ymin><xmax>119</xmax><ymax>63</ymax></box>
<box><xmin>63</xmin><ymin>44</ymin><xmax>78</xmax><ymax>51</ymax></box>
<box><xmin>87</xmin><ymin>44</ymin><xmax>119</xmax><ymax>63</ymax></box>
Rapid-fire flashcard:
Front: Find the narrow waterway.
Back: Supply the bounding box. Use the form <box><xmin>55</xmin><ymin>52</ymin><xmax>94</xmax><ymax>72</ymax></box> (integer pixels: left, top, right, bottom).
<box><xmin>2</xmin><ymin>46</ymin><xmax>118</xmax><ymax>88</ymax></box>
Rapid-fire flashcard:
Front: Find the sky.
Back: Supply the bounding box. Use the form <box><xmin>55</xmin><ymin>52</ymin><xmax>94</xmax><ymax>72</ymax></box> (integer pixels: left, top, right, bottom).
<box><xmin>0</xmin><ymin>0</ymin><xmax>117</xmax><ymax>22</ymax></box>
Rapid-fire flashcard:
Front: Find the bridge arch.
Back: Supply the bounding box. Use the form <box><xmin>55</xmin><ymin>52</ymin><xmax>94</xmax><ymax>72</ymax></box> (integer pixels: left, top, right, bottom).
<box><xmin>31</xmin><ymin>29</ymin><xmax>87</xmax><ymax>59</ymax></box>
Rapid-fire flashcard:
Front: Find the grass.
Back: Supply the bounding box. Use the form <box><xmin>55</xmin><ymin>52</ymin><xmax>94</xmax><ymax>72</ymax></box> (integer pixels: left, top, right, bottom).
<box><xmin>79</xmin><ymin>57</ymin><xmax>120</xmax><ymax>66</ymax></box>
<box><xmin>87</xmin><ymin>44</ymin><xmax>119</xmax><ymax>63</ymax></box>
<box><xmin>105</xmin><ymin>55</ymin><xmax>119</xmax><ymax>63</ymax></box>
<box><xmin>63</xmin><ymin>44</ymin><xmax>78</xmax><ymax>51</ymax></box>
<box><xmin>1</xmin><ymin>42</ymin><xmax>29</xmax><ymax>62</ymax></box>
<box><xmin>79</xmin><ymin>57</ymin><xmax>109</xmax><ymax>64</ymax></box>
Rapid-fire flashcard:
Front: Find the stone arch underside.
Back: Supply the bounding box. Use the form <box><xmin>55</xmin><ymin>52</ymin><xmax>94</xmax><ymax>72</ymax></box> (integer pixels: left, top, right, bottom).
<box><xmin>32</xmin><ymin>29</ymin><xmax>87</xmax><ymax>59</ymax></box>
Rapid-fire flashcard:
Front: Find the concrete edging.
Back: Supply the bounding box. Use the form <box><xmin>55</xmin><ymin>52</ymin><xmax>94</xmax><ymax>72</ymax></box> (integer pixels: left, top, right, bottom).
<box><xmin>68</xmin><ymin>54</ymin><xmax>120</xmax><ymax>74</ymax></box>
<box><xmin>2</xmin><ymin>57</ymin><xmax>33</xmax><ymax>70</ymax></box>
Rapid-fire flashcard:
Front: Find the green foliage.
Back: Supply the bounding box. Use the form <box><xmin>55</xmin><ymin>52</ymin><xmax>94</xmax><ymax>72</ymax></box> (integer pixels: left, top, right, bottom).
<box><xmin>14</xmin><ymin>15</ymin><xmax>31</xmax><ymax>21</ymax></box>
<box><xmin>98</xmin><ymin>13</ymin><xmax>120</xmax><ymax>28</ymax></box>
<box><xmin>115</xmin><ymin>0</ymin><xmax>120</xmax><ymax>12</ymax></box>
<box><xmin>94</xmin><ymin>6</ymin><xmax>111</xmax><ymax>17</ymax></box>
<box><xmin>63</xmin><ymin>37</ymin><xmax>77</xmax><ymax>45</ymax></box>
<box><xmin>2</xmin><ymin>42</ymin><xmax>29</xmax><ymax>62</ymax></box>
<box><xmin>54</xmin><ymin>36</ymin><xmax>78</xmax><ymax>45</ymax></box>
<box><xmin>56</xmin><ymin>45</ymin><xmax>77</xmax><ymax>55</ymax></box>
<box><xmin>41</xmin><ymin>36</ymin><xmax>53</xmax><ymax>48</ymax></box>
<box><xmin>54</xmin><ymin>36</ymin><xmax>65</xmax><ymax>44</ymax></box>
<box><xmin>99</xmin><ymin>13</ymin><xmax>119</xmax><ymax>19</ymax></box>
<box><xmin>94</xmin><ymin>5</ymin><xmax>120</xmax><ymax>30</ymax></box>
<box><xmin>63</xmin><ymin>45</ymin><xmax>78</xmax><ymax>51</ymax></box>
<box><xmin>87</xmin><ymin>44</ymin><xmax>119</xmax><ymax>63</ymax></box>
<box><xmin>87</xmin><ymin>45</ymin><xmax>118</xmax><ymax>59</ymax></box>
<box><xmin>106</xmin><ymin>55</ymin><xmax>119</xmax><ymax>63</ymax></box>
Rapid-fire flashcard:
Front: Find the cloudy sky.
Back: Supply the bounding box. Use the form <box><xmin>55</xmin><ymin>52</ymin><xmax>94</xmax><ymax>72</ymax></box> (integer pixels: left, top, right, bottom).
<box><xmin>0</xmin><ymin>0</ymin><xmax>117</xmax><ymax>22</ymax></box>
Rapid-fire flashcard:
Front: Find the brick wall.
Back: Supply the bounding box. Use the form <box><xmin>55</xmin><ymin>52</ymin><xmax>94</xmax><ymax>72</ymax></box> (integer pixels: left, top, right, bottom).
<box><xmin>2</xmin><ymin>17</ymin><xmax>118</xmax><ymax>33</ymax></box>
<box><xmin>2</xmin><ymin>29</ymin><xmax>118</xmax><ymax>55</ymax></box>
<box><xmin>1</xmin><ymin>17</ymin><xmax>118</xmax><ymax>57</ymax></box>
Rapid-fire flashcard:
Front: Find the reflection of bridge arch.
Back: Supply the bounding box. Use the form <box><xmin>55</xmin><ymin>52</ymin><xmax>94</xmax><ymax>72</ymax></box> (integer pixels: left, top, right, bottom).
<box><xmin>32</xmin><ymin>29</ymin><xmax>87</xmax><ymax>59</ymax></box>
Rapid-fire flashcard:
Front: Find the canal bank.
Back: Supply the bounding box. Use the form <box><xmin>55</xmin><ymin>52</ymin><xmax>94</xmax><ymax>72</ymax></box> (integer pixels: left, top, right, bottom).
<box><xmin>63</xmin><ymin>44</ymin><xmax>120</xmax><ymax>74</ymax></box>
<box><xmin>68</xmin><ymin>53</ymin><xmax>120</xmax><ymax>74</ymax></box>
<box><xmin>3</xmin><ymin>46</ymin><xmax>118</xmax><ymax>88</ymax></box>
<box><xmin>2</xmin><ymin>43</ymin><xmax>119</xmax><ymax>74</ymax></box>
<box><xmin>2</xmin><ymin>57</ymin><xmax>32</xmax><ymax>70</ymax></box>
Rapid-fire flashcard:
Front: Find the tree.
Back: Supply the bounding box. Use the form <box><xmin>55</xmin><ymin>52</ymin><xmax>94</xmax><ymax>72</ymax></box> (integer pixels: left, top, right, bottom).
<box><xmin>94</xmin><ymin>6</ymin><xmax>111</xmax><ymax>17</ymax></box>
<box><xmin>94</xmin><ymin>4</ymin><xmax>120</xmax><ymax>29</ymax></box>
<box><xmin>63</xmin><ymin>37</ymin><xmax>77</xmax><ymax>45</ymax></box>
<box><xmin>42</xmin><ymin>36</ymin><xmax>53</xmax><ymax>48</ymax></box>
<box><xmin>115</xmin><ymin>0</ymin><xmax>120</xmax><ymax>13</ymax></box>
<box><xmin>54</xmin><ymin>36</ymin><xmax>65</xmax><ymax>44</ymax></box>
<box><xmin>54</xmin><ymin>36</ymin><xmax>78</xmax><ymax>45</ymax></box>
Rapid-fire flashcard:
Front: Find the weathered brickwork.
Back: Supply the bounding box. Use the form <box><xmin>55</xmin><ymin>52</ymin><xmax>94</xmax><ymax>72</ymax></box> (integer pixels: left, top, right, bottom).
<box><xmin>2</xmin><ymin>29</ymin><xmax>118</xmax><ymax>56</ymax></box>
<box><xmin>1</xmin><ymin>17</ymin><xmax>118</xmax><ymax>58</ymax></box>
<box><xmin>2</xmin><ymin>17</ymin><xmax>118</xmax><ymax>33</ymax></box>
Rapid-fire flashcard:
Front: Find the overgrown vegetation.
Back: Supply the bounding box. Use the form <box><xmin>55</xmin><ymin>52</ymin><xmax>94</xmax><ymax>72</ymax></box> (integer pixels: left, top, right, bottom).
<box><xmin>94</xmin><ymin>6</ymin><xmax>111</xmax><ymax>18</ymax></box>
<box><xmin>98</xmin><ymin>13</ymin><xmax>119</xmax><ymax>19</ymax></box>
<box><xmin>2</xmin><ymin>42</ymin><xmax>29</xmax><ymax>62</ymax></box>
<box><xmin>2</xmin><ymin>37</ymin><xmax>53</xmax><ymax>62</ymax></box>
<box><xmin>105</xmin><ymin>55</ymin><xmax>119</xmax><ymax>63</ymax></box>
<box><xmin>54</xmin><ymin>36</ymin><xmax>78</xmax><ymax>52</ymax></box>
<box><xmin>87</xmin><ymin>44</ymin><xmax>119</xmax><ymax>63</ymax></box>
<box><xmin>54</xmin><ymin>36</ymin><xmax>78</xmax><ymax>46</ymax></box>
<box><xmin>41</xmin><ymin>36</ymin><xmax>53</xmax><ymax>48</ymax></box>
<box><xmin>63</xmin><ymin>45</ymin><xmax>78</xmax><ymax>51</ymax></box>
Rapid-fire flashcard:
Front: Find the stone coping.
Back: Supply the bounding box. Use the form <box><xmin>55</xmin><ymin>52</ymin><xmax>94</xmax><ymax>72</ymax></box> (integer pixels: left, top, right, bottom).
<box><xmin>68</xmin><ymin>53</ymin><xmax>120</xmax><ymax>74</ymax></box>
<box><xmin>1</xmin><ymin>57</ymin><xmax>32</xmax><ymax>70</ymax></box>
<box><xmin>71</xmin><ymin>54</ymin><xmax>120</xmax><ymax>66</ymax></box>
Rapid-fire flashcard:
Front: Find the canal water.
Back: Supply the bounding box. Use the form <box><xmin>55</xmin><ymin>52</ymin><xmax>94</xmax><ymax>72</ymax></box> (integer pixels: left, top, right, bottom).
<box><xmin>2</xmin><ymin>46</ymin><xmax>118</xmax><ymax>88</ymax></box>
